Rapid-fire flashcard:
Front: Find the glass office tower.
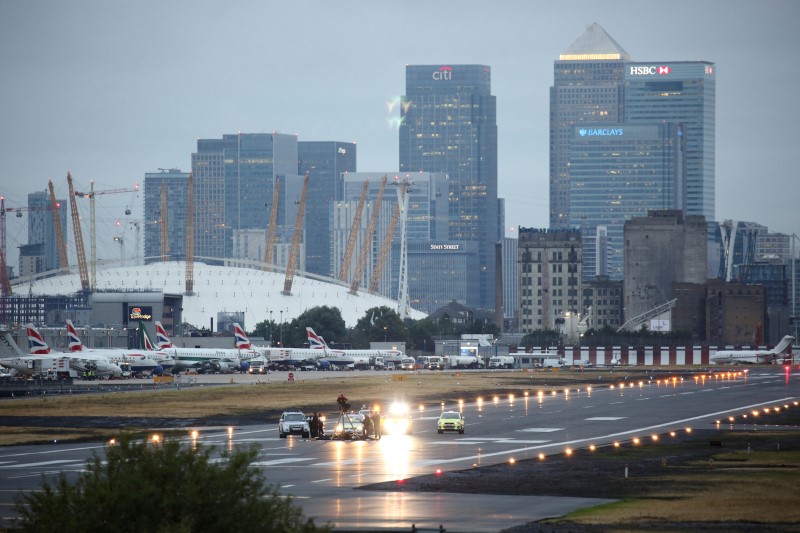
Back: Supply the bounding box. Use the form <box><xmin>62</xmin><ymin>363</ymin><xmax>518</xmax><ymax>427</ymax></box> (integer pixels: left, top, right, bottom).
<box><xmin>624</xmin><ymin>61</ymin><xmax>716</xmax><ymax>222</ymax></box>
<box><xmin>569</xmin><ymin>123</ymin><xmax>686</xmax><ymax>280</ymax></box>
<box><xmin>298</xmin><ymin>141</ymin><xmax>356</xmax><ymax>278</ymax></box>
<box><xmin>400</xmin><ymin>64</ymin><xmax>498</xmax><ymax>311</ymax></box>
<box><xmin>191</xmin><ymin>133</ymin><xmax>298</xmax><ymax>262</ymax></box>
<box><xmin>143</xmin><ymin>169</ymin><xmax>189</xmax><ymax>264</ymax></box>
<box><xmin>550</xmin><ymin>23</ymin><xmax>630</xmax><ymax>229</ymax></box>
<box><xmin>27</xmin><ymin>190</ymin><xmax>67</xmax><ymax>272</ymax></box>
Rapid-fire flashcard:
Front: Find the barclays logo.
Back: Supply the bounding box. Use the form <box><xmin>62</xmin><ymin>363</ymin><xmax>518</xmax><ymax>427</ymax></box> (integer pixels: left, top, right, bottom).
<box><xmin>579</xmin><ymin>128</ymin><xmax>624</xmax><ymax>137</ymax></box>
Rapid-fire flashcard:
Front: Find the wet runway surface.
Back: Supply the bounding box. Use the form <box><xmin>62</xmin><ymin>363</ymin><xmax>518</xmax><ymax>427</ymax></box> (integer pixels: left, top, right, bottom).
<box><xmin>1</xmin><ymin>368</ymin><xmax>798</xmax><ymax>531</ymax></box>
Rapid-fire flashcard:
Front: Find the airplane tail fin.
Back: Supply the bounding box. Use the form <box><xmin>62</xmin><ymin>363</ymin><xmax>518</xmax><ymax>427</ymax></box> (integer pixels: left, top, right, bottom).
<box><xmin>65</xmin><ymin>319</ymin><xmax>85</xmax><ymax>352</ymax></box>
<box><xmin>139</xmin><ymin>321</ymin><xmax>156</xmax><ymax>351</ymax></box>
<box><xmin>0</xmin><ymin>329</ymin><xmax>27</xmax><ymax>358</ymax></box>
<box><xmin>770</xmin><ymin>336</ymin><xmax>795</xmax><ymax>355</ymax></box>
<box><xmin>306</xmin><ymin>327</ymin><xmax>329</xmax><ymax>350</ymax></box>
<box><xmin>26</xmin><ymin>324</ymin><xmax>51</xmax><ymax>354</ymax></box>
<box><xmin>154</xmin><ymin>321</ymin><xmax>173</xmax><ymax>349</ymax></box>
<box><xmin>233</xmin><ymin>323</ymin><xmax>252</xmax><ymax>350</ymax></box>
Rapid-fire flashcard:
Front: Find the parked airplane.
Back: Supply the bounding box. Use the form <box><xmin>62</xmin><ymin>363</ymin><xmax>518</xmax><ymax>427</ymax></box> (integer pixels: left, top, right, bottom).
<box><xmin>710</xmin><ymin>335</ymin><xmax>795</xmax><ymax>364</ymax></box>
<box><xmin>65</xmin><ymin>320</ymin><xmax>168</xmax><ymax>375</ymax></box>
<box><xmin>154</xmin><ymin>321</ymin><xmax>258</xmax><ymax>372</ymax></box>
<box><xmin>0</xmin><ymin>326</ymin><xmax>122</xmax><ymax>378</ymax></box>
<box><xmin>306</xmin><ymin>327</ymin><xmax>404</xmax><ymax>369</ymax></box>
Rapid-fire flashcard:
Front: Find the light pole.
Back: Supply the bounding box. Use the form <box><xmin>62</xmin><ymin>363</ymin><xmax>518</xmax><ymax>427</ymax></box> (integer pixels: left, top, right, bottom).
<box><xmin>383</xmin><ymin>325</ymin><xmax>387</xmax><ymax>342</ymax></box>
<box><xmin>280</xmin><ymin>310</ymin><xmax>284</xmax><ymax>347</ymax></box>
<box><xmin>269</xmin><ymin>310</ymin><xmax>273</xmax><ymax>346</ymax></box>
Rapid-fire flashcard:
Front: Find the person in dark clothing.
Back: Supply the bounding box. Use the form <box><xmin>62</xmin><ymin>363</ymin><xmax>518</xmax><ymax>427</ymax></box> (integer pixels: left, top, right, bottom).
<box><xmin>310</xmin><ymin>413</ymin><xmax>319</xmax><ymax>438</ymax></box>
<box><xmin>317</xmin><ymin>413</ymin><xmax>324</xmax><ymax>436</ymax></box>
<box><xmin>362</xmin><ymin>413</ymin><xmax>372</xmax><ymax>439</ymax></box>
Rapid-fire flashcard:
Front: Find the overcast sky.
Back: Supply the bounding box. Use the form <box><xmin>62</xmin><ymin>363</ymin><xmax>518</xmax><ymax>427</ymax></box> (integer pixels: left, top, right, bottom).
<box><xmin>1</xmin><ymin>0</ymin><xmax>798</xmax><ymax>268</ymax></box>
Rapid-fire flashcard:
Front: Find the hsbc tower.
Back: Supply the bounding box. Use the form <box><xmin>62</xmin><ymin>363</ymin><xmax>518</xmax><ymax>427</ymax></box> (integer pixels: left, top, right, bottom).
<box><xmin>624</xmin><ymin>61</ymin><xmax>716</xmax><ymax>223</ymax></box>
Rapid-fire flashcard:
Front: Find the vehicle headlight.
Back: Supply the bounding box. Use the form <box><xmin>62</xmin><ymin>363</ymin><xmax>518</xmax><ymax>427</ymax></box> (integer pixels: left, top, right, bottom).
<box><xmin>335</xmin><ymin>423</ymin><xmax>344</xmax><ymax>433</ymax></box>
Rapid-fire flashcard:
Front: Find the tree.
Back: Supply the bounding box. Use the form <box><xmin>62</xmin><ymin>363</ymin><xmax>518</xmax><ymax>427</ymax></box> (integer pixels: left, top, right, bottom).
<box><xmin>14</xmin><ymin>436</ymin><xmax>328</xmax><ymax>533</ymax></box>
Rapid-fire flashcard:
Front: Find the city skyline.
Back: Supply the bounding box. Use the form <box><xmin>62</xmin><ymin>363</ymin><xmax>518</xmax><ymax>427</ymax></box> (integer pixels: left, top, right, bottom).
<box><xmin>1</xmin><ymin>1</ymin><xmax>799</xmax><ymax>270</ymax></box>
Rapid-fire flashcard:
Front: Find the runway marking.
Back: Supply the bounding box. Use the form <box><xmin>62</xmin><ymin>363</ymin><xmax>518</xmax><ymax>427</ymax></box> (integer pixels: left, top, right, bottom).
<box><xmin>311</xmin><ymin>478</ymin><xmax>333</xmax><ymax>483</ymax></box>
<box><xmin>251</xmin><ymin>458</ymin><xmax>315</xmax><ymax>466</ymax></box>
<box><xmin>424</xmin><ymin>396</ymin><xmax>797</xmax><ymax>466</ymax></box>
<box><xmin>585</xmin><ymin>417</ymin><xmax>624</xmax><ymax>421</ymax></box>
<box><xmin>0</xmin><ymin>459</ymin><xmax>81</xmax><ymax>468</ymax></box>
<box><xmin>518</xmin><ymin>428</ymin><xmax>563</xmax><ymax>433</ymax></box>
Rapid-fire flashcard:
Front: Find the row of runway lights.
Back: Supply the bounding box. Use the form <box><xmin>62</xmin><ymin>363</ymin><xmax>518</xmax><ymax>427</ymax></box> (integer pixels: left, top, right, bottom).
<box><xmin>125</xmin><ymin>370</ymin><xmax>756</xmax><ymax>448</ymax></box>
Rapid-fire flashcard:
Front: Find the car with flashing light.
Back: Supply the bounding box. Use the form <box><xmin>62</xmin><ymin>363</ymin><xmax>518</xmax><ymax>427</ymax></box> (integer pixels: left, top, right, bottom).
<box><xmin>333</xmin><ymin>412</ymin><xmax>365</xmax><ymax>440</ymax></box>
<box><xmin>437</xmin><ymin>411</ymin><xmax>465</xmax><ymax>434</ymax></box>
<box><xmin>382</xmin><ymin>402</ymin><xmax>412</xmax><ymax>435</ymax></box>
<box><xmin>278</xmin><ymin>410</ymin><xmax>310</xmax><ymax>438</ymax></box>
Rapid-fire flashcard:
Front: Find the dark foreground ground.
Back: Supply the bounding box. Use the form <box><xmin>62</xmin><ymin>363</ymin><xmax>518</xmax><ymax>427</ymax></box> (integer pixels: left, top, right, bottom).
<box><xmin>360</xmin><ymin>423</ymin><xmax>800</xmax><ymax>533</ymax></box>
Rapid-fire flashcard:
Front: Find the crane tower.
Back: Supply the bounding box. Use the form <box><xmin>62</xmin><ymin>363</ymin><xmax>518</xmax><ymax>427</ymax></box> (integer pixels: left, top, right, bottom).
<box><xmin>282</xmin><ymin>172</ymin><xmax>309</xmax><ymax>295</ymax></box>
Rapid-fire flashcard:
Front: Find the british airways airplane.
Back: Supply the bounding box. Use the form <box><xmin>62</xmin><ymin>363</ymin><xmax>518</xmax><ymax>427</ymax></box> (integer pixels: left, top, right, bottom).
<box><xmin>65</xmin><ymin>319</ymin><xmax>168</xmax><ymax>375</ymax></box>
<box><xmin>153</xmin><ymin>321</ymin><xmax>258</xmax><ymax>373</ymax></box>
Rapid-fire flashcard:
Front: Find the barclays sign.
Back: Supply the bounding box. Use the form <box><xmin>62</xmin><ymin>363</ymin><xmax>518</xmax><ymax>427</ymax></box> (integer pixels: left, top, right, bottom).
<box><xmin>579</xmin><ymin>128</ymin><xmax>624</xmax><ymax>137</ymax></box>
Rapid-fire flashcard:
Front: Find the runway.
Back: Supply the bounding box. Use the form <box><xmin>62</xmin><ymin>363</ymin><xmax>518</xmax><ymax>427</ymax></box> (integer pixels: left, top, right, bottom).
<box><xmin>0</xmin><ymin>367</ymin><xmax>798</xmax><ymax>531</ymax></box>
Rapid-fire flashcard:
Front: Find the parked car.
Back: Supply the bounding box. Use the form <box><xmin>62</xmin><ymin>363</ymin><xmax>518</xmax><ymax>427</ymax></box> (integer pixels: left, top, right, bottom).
<box><xmin>278</xmin><ymin>410</ymin><xmax>310</xmax><ymax>438</ymax></box>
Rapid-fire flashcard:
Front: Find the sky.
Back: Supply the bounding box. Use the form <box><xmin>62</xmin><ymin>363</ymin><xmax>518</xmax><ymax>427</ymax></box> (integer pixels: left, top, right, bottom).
<box><xmin>1</xmin><ymin>0</ymin><xmax>799</xmax><ymax>269</ymax></box>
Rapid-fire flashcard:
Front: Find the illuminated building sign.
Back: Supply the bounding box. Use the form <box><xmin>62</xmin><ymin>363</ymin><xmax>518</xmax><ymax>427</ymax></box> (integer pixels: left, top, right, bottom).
<box><xmin>579</xmin><ymin>128</ymin><xmax>624</xmax><ymax>137</ymax></box>
<box><xmin>129</xmin><ymin>306</ymin><xmax>153</xmax><ymax>321</ymax></box>
<box><xmin>430</xmin><ymin>243</ymin><xmax>461</xmax><ymax>251</ymax></box>
<box><xmin>629</xmin><ymin>65</ymin><xmax>671</xmax><ymax>76</ymax></box>
<box><xmin>432</xmin><ymin>66</ymin><xmax>452</xmax><ymax>81</ymax></box>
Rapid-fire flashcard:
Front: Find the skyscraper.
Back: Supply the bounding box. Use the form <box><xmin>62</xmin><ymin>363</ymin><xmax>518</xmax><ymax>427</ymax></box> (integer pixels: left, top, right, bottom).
<box><xmin>191</xmin><ymin>133</ymin><xmax>298</xmax><ymax>262</ymax></box>
<box><xmin>298</xmin><ymin>141</ymin><xmax>357</xmax><ymax>278</ymax></box>
<box><xmin>625</xmin><ymin>62</ymin><xmax>716</xmax><ymax>222</ymax></box>
<box><xmin>550</xmin><ymin>24</ymin><xmax>629</xmax><ymax>229</ymax></box>
<box><xmin>27</xmin><ymin>190</ymin><xmax>67</xmax><ymax>272</ymax></box>
<box><xmin>143</xmin><ymin>169</ymin><xmax>189</xmax><ymax>264</ymax></box>
<box><xmin>400</xmin><ymin>65</ymin><xmax>499</xmax><ymax>311</ymax></box>
<box><xmin>551</xmin><ymin>24</ymin><xmax>715</xmax><ymax>280</ymax></box>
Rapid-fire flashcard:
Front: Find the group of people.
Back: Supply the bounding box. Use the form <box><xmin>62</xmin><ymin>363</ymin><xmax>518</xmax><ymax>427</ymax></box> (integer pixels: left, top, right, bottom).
<box><xmin>361</xmin><ymin>410</ymin><xmax>381</xmax><ymax>439</ymax></box>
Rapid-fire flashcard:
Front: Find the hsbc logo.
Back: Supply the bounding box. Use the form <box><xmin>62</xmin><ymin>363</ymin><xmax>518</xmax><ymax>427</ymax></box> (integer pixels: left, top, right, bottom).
<box><xmin>432</xmin><ymin>66</ymin><xmax>452</xmax><ymax>81</ymax></box>
<box><xmin>629</xmin><ymin>65</ymin><xmax>671</xmax><ymax>76</ymax></box>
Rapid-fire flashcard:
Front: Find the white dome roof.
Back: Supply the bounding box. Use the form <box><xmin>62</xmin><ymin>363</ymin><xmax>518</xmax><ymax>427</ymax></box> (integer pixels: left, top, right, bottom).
<box><xmin>18</xmin><ymin>261</ymin><xmax>426</xmax><ymax>328</ymax></box>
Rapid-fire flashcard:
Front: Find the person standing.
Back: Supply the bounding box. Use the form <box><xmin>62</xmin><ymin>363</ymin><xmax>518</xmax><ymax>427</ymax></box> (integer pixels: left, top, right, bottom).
<box><xmin>310</xmin><ymin>413</ymin><xmax>319</xmax><ymax>438</ymax></box>
<box><xmin>362</xmin><ymin>413</ymin><xmax>372</xmax><ymax>439</ymax></box>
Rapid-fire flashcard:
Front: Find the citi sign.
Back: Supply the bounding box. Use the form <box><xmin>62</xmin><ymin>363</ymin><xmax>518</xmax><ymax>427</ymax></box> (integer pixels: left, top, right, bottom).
<box><xmin>579</xmin><ymin>128</ymin><xmax>624</xmax><ymax>137</ymax></box>
<box><xmin>432</xmin><ymin>66</ymin><xmax>452</xmax><ymax>80</ymax></box>
<box><xmin>629</xmin><ymin>65</ymin><xmax>671</xmax><ymax>76</ymax></box>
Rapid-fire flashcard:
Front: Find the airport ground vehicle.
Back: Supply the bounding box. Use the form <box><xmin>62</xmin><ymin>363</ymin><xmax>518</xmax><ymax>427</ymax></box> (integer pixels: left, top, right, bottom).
<box><xmin>333</xmin><ymin>412</ymin><xmax>365</xmax><ymax>440</ymax></box>
<box><xmin>488</xmin><ymin>355</ymin><xmax>515</xmax><ymax>369</ymax></box>
<box><xmin>382</xmin><ymin>403</ymin><xmax>412</xmax><ymax>435</ymax></box>
<box><xmin>437</xmin><ymin>411</ymin><xmax>465</xmax><ymax>434</ymax></box>
<box><xmin>278</xmin><ymin>410</ymin><xmax>311</xmax><ymax>438</ymax></box>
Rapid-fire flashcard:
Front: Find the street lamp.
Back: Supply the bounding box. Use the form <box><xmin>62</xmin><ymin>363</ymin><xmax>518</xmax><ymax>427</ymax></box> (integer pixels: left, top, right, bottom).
<box><xmin>383</xmin><ymin>325</ymin><xmax>388</xmax><ymax>342</ymax></box>
<box><xmin>280</xmin><ymin>310</ymin><xmax>284</xmax><ymax>347</ymax></box>
<box><xmin>269</xmin><ymin>310</ymin><xmax>273</xmax><ymax>346</ymax></box>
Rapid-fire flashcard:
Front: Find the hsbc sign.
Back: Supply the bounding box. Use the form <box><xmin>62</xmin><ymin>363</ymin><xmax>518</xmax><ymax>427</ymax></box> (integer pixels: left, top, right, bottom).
<box><xmin>629</xmin><ymin>65</ymin><xmax>671</xmax><ymax>76</ymax></box>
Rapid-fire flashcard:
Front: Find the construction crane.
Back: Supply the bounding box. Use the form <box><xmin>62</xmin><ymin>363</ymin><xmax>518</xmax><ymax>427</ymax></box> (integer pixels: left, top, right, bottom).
<box><xmin>0</xmin><ymin>197</ymin><xmax>11</xmax><ymax>299</ymax></box>
<box><xmin>48</xmin><ymin>178</ymin><xmax>70</xmax><ymax>274</ymax></box>
<box><xmin>67</xmin><ymin>173</ymin><xmax>90</xmax><ymax>291</ymax></box>
<box><xmin>368</xmin><ymin>203</ymin><xmax>400</xmax><ymax>294</ymax></box>
<box><xmin>349</xmin><ymin>175</ymin><xmax>387</xmax><ymax>295</ymax></box>
<box><xmin>338</xmin><ymin>179</ymin><xmax>369</xmax><ymax>282</ymax></box>
<box><xmin>185</xmin><ymin>173</ymin><xmax>194</xmax><ymax>295</ymax></box>
<box><xmin>74</xmin><ymin>179</ymin><xmax>139</xmax><ymax>290</ymax></box>
<box><xmin>264</xmin><ymin>176</ymin><xmax>281</xmax><ymax>272</ymax></box>
<box><xmin>282</xmin><ymin>172</ymin><xmax>309</xmax><ymax>295</ymax></box>
<box><xmin>160</xmin><ymin>180</ymin><xmax>169</xmax><ymax>261</ymax></box>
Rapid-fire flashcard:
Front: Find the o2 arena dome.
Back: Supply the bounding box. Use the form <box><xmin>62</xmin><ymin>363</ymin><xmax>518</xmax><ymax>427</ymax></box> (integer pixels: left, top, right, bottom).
<box><xmin>18</xmin><ymin>261</ymin><xmax>426</xmax><ymax>328</ymax></box>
